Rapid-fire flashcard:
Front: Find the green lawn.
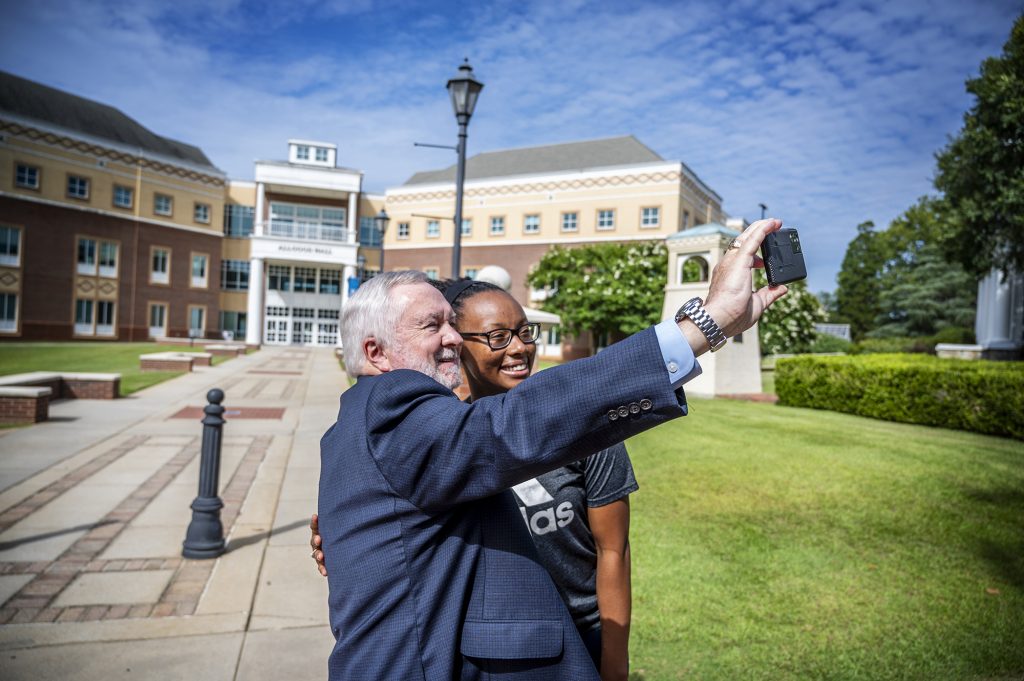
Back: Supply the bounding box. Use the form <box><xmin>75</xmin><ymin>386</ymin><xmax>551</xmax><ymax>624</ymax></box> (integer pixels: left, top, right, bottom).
<box><xmin>0</xmin><ymin>343</ymin><xmax>231</xmax><ymax>396</ymax></box>
<box><xmin>625</xmin><ymin>397</ymin><xmax>1024</xmax><ymax>680</ymax></box>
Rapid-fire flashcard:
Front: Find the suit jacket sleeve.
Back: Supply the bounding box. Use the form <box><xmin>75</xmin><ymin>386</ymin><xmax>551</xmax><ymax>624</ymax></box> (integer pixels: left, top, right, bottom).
<box><xmin>365</xmin><ymin>326</ymin><xmax>687</xmax><ymax>513</ymax></box>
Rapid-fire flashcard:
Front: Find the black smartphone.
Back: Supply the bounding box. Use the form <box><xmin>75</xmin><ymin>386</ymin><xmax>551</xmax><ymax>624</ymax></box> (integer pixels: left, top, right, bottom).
<box><xmin>760</xmin><ymin>228</ymin><xmax>807</xmax><ymax>286</ymax></box>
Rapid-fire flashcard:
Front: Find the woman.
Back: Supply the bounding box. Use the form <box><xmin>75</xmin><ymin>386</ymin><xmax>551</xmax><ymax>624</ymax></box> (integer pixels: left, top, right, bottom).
<box><xmin>312</xmin><ymin>279</ymin><xmax>636</xmax><ymax>680</ymax></box>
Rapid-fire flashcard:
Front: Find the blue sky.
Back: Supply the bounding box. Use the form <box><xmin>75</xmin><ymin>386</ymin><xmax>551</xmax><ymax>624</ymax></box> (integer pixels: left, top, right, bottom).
<box><xmin>2</xmin><ymin>0</ymin><xmax>1020</xmax><ymax>292</ymax></box>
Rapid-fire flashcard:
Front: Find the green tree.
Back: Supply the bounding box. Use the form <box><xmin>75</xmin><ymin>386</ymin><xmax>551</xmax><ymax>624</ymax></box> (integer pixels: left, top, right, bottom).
<box><xmin>934</xmin><ymin>15</ymin><xmax>1024</xmax><ymax>277</ymax></box>
<box><xmin>755</xmin><ymin>271</ymin><xmax>825</xmax><ymax>355</ymax></box>
<box><xmin>835</xmin><ymin>221</ymin><xmax>885</xmax><ymax>340</ymax></box>
<box><xmin>527</xmin><ymin>241</ymin><xmax>667</xmax><ymax>353</ymax></box>
<box><xmin>870</xmin><ymin>198</ymin><xmax>977</xmax><ymax>337</ymax></box>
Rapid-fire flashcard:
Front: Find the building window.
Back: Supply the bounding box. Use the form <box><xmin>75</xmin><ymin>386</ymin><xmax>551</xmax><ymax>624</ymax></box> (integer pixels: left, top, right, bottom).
<box><xmin>296</xmin><ymin>145</ymin><xmax>310</xmax><ymax>160</ymax></box>
<box><xmin>74</xmin><ymin>299</ymin><xmax>94</xmax><ymax>335</ymax></box>
<box><xmin>191</xmin><ymin>253</ymin><xmax>208</xmax><ymax>288</ymax></box>
<box><xmin>461</xmin><ymin>219</ymin><xmax>472</xmax><ymax>237</ymax></box>
<box><xmin>77</xmin><ymin>238</ymin><xmax>97</xmax><ymax>275</ymax></box>
<box><xmin>99</xmin><ymin>242</ymin><xmax>118</xmax><ymax>277</ymax></box>
<box><xmin>0</xmin><ymin>293</ymin><xmax>17</xmax><ymax>332</ymax></box>
<box><xmin>151</xmin><ymin>247</ymin><xmax>170</xmax><ymax>284</ymax></box>
<box><xmin>113</xmin><ymin>185</ymin><xmax>134</xmax><ymax>209</ymax></box>
<box><xmin>523</xmin><ymin>214</ymin><xmax>540</xmax><ymax>234</ymax></box>
<box><xmin>148</xmin><ymin>303</ymin><xmax>167</xmax><ymax>338</ymax></box>
<box><xmin>315</xmin><ymin>147</ymin><xmax>329</xmax><ymax>162</ymax></box>
<box><xmin>96</xmin><ymin>300</ymin><xmax>116</xmax><ymax>336</ymax></box>
<box><xmin>319</xmin><ymin>268</ymin><xmax>341</xmax><ymax>295</ymax></box>
<box><xmin>154</xmin><ymin>194</ymin><xmax>173</xmax><ymax>216</ymax></box>
<box><xmin>424</xmin><ymin>268</ymin><xmax>439</xmax><ymax>280</ymax></box>
<box><xmin>269</xmin><ymin>202</ymin><xmax>346</xmax><ymax>241</ymax></box>
<box><xmin>225</xmin><ymin>205</ymin><xmax>254</xmax><ymax>237</ymax></box>
<box><xmin>682</xmin><ymin>210</ymin><xmax>690</xmax><ymax>230</ymax></box>
<box><xmin>188</xmin><ymin>306</ymin><xmax>206</xmax><ymax>337</ymax></box>
<box><xmin>0</xmin><ymin>226</ymin><xmax>20</xmax><ymax>267</ymax></box>
<box><xmin>67</xmin><ymin>175</ymin><xmax>90</xmax><ymax>200</ymax></box>
<box><xmin>294</xmin><ymin>266</ymin><xmax>317</xmax><ymax>293</ymax></box>
<box><xmin>15</xmin><ymin>163</ymin><xmax>40</xmax><ymax>190</ymax></box>
<box><xmin>597</xmin><ymin>209</ymin><xmax>615</xmax><ymax>230</ymax></box>
<box><xmin>194</xmin><ymin>202</ymin><xmax>211</xmax><ymax>224</ymax></box>
<box><xmin>641</xmin><ymin>207</ymin><xmax>661</xmax><ymax>228</ymax></box>
<box><xmin>220</xmin><ymin>311</ymin><xmax>247</xmax><ymax>339</ymax></box>
<box><xmin>426</xmin><ymin>220</ymin><xmax>440</xmax><ymax>238</ymax></box>
<box><xmin>490</xmin><ymin>216</ymin><xmax>505</xmax><ymax>236</ymax></box>
<box><xmin>397</xmin><ymin>222</ymin><xmax>410</xmax><ymax>239</ymax></box>
<box><xmin>561</xmin><ymin>212</ymin><xmax>578</xmax><ymax>232</ymax></box>
<box><xmin>359</xmin><ymin>216</ymin><xmax>382</xmax><ymax>247</ymax></box>
<box><xmin>221</xmin><ymin>259</ymin><xmax>250</xmax><ymax>291</ymax></box>
<box><xmin>268</xmin><ymin>265</ymin><xmax>291</xmax><ymax>291</ymax></box>
<box><xmin>464</xmin><ymin>268</ymin><xmax>478</xmax><ymax>279</ymax></box>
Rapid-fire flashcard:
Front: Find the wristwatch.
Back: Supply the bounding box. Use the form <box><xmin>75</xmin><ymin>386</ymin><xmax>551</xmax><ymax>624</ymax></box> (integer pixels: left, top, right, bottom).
<box><xmin>675</xmin><ymin>297</ymin><xmax>728</xmax><ymax>352</ymax></box>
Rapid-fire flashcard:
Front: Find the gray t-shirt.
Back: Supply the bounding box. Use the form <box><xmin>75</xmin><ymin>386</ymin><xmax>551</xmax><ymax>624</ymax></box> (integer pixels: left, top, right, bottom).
<box><xmin>510</xmin><ymin>442</ymin><xmax>637</xmax><ymax>633</ymax></box>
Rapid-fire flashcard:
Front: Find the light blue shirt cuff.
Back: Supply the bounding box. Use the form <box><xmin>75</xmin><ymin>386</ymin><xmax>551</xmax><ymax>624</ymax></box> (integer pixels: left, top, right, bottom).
<box><xmin>654</xmin><ymin>319</ymin><xmax>703</xmax><ymax>389</ymax></box>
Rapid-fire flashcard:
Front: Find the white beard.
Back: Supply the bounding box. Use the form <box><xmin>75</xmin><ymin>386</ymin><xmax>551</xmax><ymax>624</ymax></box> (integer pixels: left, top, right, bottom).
<box><xmin>393</xmin><ymin>348</ymin><xmax>461</xmax><ymax>390</ymax></box>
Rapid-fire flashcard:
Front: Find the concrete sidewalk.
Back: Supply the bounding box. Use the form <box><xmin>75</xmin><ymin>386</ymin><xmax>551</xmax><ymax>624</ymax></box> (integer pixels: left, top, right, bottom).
<box><xmin>0</xmin><ymin>346</ymin><xmax>343</xmax><ymax>680</ymax></box>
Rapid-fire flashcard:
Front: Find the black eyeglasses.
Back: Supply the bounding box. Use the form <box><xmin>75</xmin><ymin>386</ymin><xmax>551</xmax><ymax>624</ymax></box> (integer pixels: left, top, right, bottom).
<box><xmin>461</xmin><ymin>323</ymin><xmax>541</xmax><ymax>350</ymax></box>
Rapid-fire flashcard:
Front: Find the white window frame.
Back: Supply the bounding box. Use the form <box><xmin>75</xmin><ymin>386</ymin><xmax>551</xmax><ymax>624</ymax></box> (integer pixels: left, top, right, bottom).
<box><xmin>154</xmin><ymin>194</ymin><xmax>173</xmax><ymax>216</ymax></box>
<box><xmin>98</xmin><ymin>241</ymin><xmax>118</xmax><ymax>278</ymax></box>
<box><xmin>461</xmin><ymin>219</ymin><xmax>472</xmax><ymax>237</ymax></box>
<box><xmin>74</xmin><ymin>298</ymin><xmax>95</xmax><ymax>336</ymax></box>
<box><xmin>561</xmin><ymin>212</ymin><xmax>578</xmax><ymax>232</ymax></box>
<box><xmin>641</xmin><ymin>206</ymin><xmax>661</xmax><ymax>228</ymax></box>
<box><xmin>148</xmin><ymin>302</ymin><xmax>168</xmax><ymax>338</ymax></box>
<box><xmin>523</xmin><ymin>214</ymin><xmax>540</xmax><ymax>234</ymax></box>
<box><xmin>597</xmin><ymin>209</ymin><xmax>615</xmax><ymax>231</ymax></box>
<box><xmin>15</xmin><ymin>163</ymin><xmax>39</xmax><ymax>190</ymax></box>
<box><xmin>0</xmin><ymin>226</ymin><xmax>21</xmax><ymax>267</ymax></box>
<box><xmin>194</xmin><ymin>202</ymin><xmax>211</xmax><ymax>224</ymax></box>
<box><xmin>424</xmin><ymin>268</ymin><xmax>439</xmax><ymax>280</ymax></box>
<box><xmin>188</xmin><ymin>305</ymin><xmax>206</xmax><ymax>337</ymax></box>
<box><xmin>296</xmin><ymin>145</ymin><xmax>310</xmax><ymax>161</ymax></box>
<box><xmin>150</xmin><ymin>247</ymin><xmax>170</xmax><ymax>285</ymax></box>
<box><xmin>397</xmin><ymin>222</ymin><xmax>410</xmax><ymax>239</ymax></box>
<box><xmin>77</xmin><ymin>237</ymin><xmax>97</xmax><ymax>275</ymax></box>
<box><xmin>67</xmin><ymin>174</ymin><xmax>90</xmax><ymax>200</ymax></box>
<box><xmin>0</xmin><ymin>292</ymin><xmax>18</xmax><ymax>333</ymax></box>
<box><xmin>191</xmin><ymin>253</ymin><xmax>209</xmax><ymax>288</ymax></box>
<box><xmin>426</xmin><ymin>220</ymin><xmax>440</xmax><ymax>238</ymax></box>
<box><xmin>113</xmin><ymin>185</ymin><xmax>134</xmax><ymax>209</ymax></box>
<box><xmin>315</xmin><ymin>147</ymin><xmax>329</xmax><ymax>162</ymax></box>
<box><xmin>490</xmin><ymin>216</ymin><xmax>505</xmax><ymax>236</ymax></box>
<box><xmin>96</xmin><ymin>300</ymin><xmax>116</xmax><ymax>337</ymax></box>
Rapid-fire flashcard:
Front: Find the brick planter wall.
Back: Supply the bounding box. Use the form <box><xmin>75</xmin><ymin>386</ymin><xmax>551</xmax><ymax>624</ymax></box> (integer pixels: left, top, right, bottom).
<box><xmin>0</xmin><ymin>394</ymin><xmax>49</xmax><ymax>424</ymax></box>
<box><xmin>140</xmin><ymin>358</ymin><xmax>193</xmax><ymax>372</ymax></box>
<box><xmin>61</xmin><ymin>379</ymin><xmax>120</xmax><ymax>400</ymax></box>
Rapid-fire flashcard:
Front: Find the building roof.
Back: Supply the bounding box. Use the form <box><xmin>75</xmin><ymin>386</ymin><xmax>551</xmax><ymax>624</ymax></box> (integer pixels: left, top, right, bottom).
<box><xmin>403</xmin><ymin>135</ymin><xmax>664</xmax><ymax>185</ymax></box>
<box><xmin>0</xmin><ymin>71</ymin><xmax>217</xmax><ymax>170</ymax></box>
<box><xmin>665</xmin><ymin>222</ymin><xmax>741</xmax><ymax>241</ymax></box>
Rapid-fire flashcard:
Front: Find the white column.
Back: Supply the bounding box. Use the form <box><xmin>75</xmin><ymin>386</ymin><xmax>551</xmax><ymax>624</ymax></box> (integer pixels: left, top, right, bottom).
<box><xmin>255</xmin><ymin>182</ymin><xmax>266</xmax><ymax>236</ymax></box>
<box><xmin>976</xmin><ymin>270</ymin><xmax>1012</xmax><ymax>348</ymax></box>
<box><xmin>347</xmin><ymin>192</ymin><xmax>358</xmax><ymax>245</ymax></box>
<box><xmin>246</xmin><ymin>257</ymin><xmax>265</xmax><ymax>345</ymax></box>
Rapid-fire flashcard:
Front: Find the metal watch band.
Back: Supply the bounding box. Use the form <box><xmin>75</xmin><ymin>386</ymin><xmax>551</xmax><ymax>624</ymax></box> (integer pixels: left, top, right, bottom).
<box><xmin>675</xmin><ymin>297</ymin><xmax>728</xmax><ymax>352</ymax></box>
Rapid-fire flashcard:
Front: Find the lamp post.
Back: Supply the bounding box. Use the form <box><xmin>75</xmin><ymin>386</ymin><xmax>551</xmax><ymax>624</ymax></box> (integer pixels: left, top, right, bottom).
<box><xmin>446</xmin><ymin>59</ymin><xmax>484</xmax><ymax>279</ymax></box>
<box><xmin>374</xmin><ymin>208</ymin><xmax>390</xmax><ymax>274</ymax></box>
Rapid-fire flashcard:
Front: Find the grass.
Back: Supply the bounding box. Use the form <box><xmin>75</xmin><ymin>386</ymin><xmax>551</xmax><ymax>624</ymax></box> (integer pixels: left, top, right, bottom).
<box><xmin>0</xmin><ymin>342</ymin><xmax>231</xmax><ymax>396</ymax></box>
<box><xmin>625</xmin><ymin>397</ymin><xmax>1024</xmax><ymax>680</ymax></box>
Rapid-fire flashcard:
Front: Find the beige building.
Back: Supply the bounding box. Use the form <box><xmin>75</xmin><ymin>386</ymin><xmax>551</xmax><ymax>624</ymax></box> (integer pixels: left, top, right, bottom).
<box><xmin>384</xmin><ymin>136</ymin><xmax>726</xmax><ymax>356</ymax></box>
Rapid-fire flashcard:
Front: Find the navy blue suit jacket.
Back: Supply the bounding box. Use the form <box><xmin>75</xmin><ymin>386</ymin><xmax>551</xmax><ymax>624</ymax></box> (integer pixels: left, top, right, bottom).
<box><xmin>318</xmin><ymin>327</ymin><xmax>688</xmax><ymax>680</ymax></box>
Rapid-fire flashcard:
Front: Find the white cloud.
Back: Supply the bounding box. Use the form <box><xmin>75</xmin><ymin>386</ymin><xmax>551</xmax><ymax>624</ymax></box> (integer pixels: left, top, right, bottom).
<box><xmin>1</xmin><ymin>0</ymin><xmax>1019</xmax><ymax>291</ymax></box>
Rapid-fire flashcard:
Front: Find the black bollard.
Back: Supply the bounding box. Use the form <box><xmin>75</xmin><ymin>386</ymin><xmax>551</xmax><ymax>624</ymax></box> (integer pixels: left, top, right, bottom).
<box><xmin>182</xmin><ymin>388</ymin><xmax>226</xmax><ymax>559</ymax></box>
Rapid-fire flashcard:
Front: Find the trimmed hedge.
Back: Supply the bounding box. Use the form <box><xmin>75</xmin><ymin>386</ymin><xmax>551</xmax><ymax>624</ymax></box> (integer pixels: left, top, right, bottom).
<box><xmin>776</xmin><ymin>354</ymin><xmax>1024</xmax><ymax>439</ymax></box>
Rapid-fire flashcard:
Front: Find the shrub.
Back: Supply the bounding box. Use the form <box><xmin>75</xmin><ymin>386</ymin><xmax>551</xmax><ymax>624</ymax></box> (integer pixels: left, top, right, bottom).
<box><xmin>852</xmin><ymin>336</ymin><xmax>929</xmax><ymax>354</ymax></box>
<box><xmin>775</xmin><ymin>354</ymin><xmax>1024</xmax><ymax>439</ymax></box>
<box><xmin>808</xmin><ymin>333</ymin><xmax>853</xmax><ymax>354</ymax></box>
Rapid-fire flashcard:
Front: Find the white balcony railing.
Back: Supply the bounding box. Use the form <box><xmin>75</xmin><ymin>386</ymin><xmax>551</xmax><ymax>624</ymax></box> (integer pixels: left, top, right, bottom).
<box><xmin>262</xmin><ymin>220</ymin><xmax>350</xmax><ymax>243</ymax></box>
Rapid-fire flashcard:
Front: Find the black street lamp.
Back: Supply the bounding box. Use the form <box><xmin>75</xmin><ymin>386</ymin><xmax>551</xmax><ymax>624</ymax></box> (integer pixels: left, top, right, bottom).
<box><xmin>446</xmin><ymin>59</ymin><xmax>484</xmax><ymax>278</ymax></box>
<box><xmin>374</xmin><ymin>208</ymin><xmax>390</xmax><ymax>273</ymax></box>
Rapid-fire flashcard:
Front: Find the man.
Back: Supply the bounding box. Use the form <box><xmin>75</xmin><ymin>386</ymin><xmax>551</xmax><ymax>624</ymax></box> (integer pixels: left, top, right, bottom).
<box><xmin>318</xmin><ymin>219</ymin><xmax>789</xmax><ymax>679</ymax></box>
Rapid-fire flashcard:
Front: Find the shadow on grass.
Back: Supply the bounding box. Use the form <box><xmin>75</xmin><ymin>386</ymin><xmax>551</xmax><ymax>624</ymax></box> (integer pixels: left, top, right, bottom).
<box><xmin>964</xmin><ymin>486</ymin><xmax>1024</xmax><ymax>590</ymax></box>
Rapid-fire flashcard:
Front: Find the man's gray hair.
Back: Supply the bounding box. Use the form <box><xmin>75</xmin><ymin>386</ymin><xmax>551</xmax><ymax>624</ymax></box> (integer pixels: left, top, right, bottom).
<box><xmin>341</xmin><ymin>270</ymin><xmax>429</xmax><ymax>379</ymax></box>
